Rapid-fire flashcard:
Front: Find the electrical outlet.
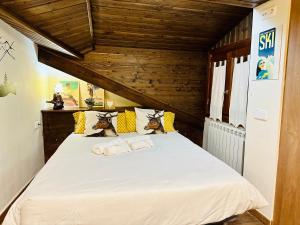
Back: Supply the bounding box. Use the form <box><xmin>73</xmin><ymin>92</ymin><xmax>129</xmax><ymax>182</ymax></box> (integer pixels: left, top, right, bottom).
<box><xmin>35</xmin><ymin>121</ymin><xmax>42</xmax><ymax>129</ymax></box>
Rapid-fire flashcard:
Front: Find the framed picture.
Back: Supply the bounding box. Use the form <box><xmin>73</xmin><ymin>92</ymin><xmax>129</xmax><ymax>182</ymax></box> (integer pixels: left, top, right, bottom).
<box><xmin>80</xmin><ymin>81</ymin><xmax>104</xmax><ymax>107</ymax></box>
<box><xmin>255</xmin><ymin>25</ymin><xmax>282</xmax><ymax>80</ymax></box>
<box><xmin>59</xmin><ymin>80</ymin><xmax>79</xmax><ymax>107</ymax></box>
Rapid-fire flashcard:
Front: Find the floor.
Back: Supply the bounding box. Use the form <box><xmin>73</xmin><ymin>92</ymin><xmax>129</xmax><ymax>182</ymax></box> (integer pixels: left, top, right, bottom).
<box><xmin>224</xmin><ymin>213</ymin><xmax>264</xmax><ymax>225</ymax></box>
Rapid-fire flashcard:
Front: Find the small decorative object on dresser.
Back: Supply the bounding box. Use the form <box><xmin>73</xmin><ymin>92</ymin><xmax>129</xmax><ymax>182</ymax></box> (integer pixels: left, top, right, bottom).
<box><xmin>47</xmin><ymin>94</ymin><xmax>64</xmax><ymax>110</ymax></box>
<box><xmin>46</xmin><ymin>83</ymin><xmax>64</xmax><ymax>110</ymax></box>
<box><xmin>85</xmin><ymin>98</ymin><xmax>95</xmax><ymax>110</ymax></box>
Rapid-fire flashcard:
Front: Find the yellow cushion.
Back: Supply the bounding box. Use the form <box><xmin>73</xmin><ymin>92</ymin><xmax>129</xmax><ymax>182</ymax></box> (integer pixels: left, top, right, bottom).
<box><xmin>164</xmin><ymin>112</ymin><xmax>176</xmax><ymax>132</ymax></box>
<box><xmin>73</xmin><ymin>112</ymin><xmax>86</xmax><ymax>134</ymax></box>
<box><xmin>73</xmin><ymin>112</ymin><xmax>80</xmax><ymax>124</ymax></box>
<box><xmin>125</xmin><ymin>110</ymin><xmax>136</xmax><ymax>132</ymax></box>
<box><xmin>74</xmin><ymin>110</ymin><xmax>174</xmax><ymax>134</ymax></box>
<box><xmin>117</xmin><ymin>113</ymin><xmax>128</xmax><ymax>133</ymax></box>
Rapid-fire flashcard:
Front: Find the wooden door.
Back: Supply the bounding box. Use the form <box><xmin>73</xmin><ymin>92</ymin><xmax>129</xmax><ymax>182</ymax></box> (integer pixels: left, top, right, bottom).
<box><xmin>273</xmin><ymin>1</ymin><xmax>300</xmax><ymax>224</ymax></box>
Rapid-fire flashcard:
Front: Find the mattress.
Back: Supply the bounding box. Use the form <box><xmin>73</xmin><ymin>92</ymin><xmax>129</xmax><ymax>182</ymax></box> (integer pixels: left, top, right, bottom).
<box><xmin>3</xmin><ymin>132</ymin><xmax>267</xmax><ymax>225</ymax></box>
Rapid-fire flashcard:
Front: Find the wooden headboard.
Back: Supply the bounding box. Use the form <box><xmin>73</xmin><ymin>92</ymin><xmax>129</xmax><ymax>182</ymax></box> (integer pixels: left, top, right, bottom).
<box><xmin>41</xmin><ymin>108</ymin><xmax>203</xmax><ymax>162</ymax></box>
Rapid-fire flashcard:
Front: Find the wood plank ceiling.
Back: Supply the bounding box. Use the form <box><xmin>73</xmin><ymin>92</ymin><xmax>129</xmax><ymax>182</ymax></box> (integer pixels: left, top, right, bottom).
<box><xmin>0</xmin><ymin>0</ymin><xmax>93</xmax><ymax>54</ymax></box>
<box><xmin>0</xmin><ymin>0</ymin><xmax>267</xmax><ymax>54</ymax></box>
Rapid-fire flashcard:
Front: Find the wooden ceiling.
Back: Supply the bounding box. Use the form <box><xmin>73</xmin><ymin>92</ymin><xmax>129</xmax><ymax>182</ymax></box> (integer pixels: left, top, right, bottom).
<box><xmin>0</xmin><ymin>0</ymin><xmax>93</xmax><ymax>56</ymax></box>
<box><xmin>0</xmin><ymin>0</ymin><xmax>267</xmax><ymax>54</ymax></box>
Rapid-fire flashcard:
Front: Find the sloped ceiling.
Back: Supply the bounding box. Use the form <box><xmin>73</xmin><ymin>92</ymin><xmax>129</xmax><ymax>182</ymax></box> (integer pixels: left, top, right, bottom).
<box><xmin>0</xmin><ymin>0</ymin><xmax>266</xmax><ymax>54</ymax></box>
<box><xmin>0</xmin><ymin>0</ymin><xmax>93</xmax><ymax>56</ymax></box>
<box><xmin>0</xmin><ymin>0</ymin><xmax>267</xmax><ymax>128</ymax></box>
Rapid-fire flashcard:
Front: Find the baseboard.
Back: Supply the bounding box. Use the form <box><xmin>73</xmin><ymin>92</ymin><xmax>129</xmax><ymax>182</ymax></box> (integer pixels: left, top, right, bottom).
<box><xmin>249</xmin><ymin>209</ymin><xmax>272</xmax><ymax>225</ymax></box>
<box><xmin>0</xmin><ymin>177</ymin><xmax>33</xmax><ymax>223</ymax></box>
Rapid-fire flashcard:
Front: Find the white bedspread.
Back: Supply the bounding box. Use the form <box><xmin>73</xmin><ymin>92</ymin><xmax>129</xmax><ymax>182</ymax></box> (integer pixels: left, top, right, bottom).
<box><xmin>4</xmin><ymin>132</ymin><xmax>267</xmax><ymax>225</ymax></box>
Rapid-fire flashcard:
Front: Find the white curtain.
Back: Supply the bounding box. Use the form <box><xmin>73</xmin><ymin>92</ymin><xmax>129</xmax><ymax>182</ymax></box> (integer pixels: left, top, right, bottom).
<box><xmin>229</xmin><ymin>56</ymin><xmax>250</xmax><ymax>128</ymax></box>
<box><xmin>210</xmin><ymin>61</ymin><xmax>226</xmax><ymax>121</ymax></box>
<box><xmin>202</xmin><ymin>117</ymin><xmax>209</xmax><ymax>150</ymax></box>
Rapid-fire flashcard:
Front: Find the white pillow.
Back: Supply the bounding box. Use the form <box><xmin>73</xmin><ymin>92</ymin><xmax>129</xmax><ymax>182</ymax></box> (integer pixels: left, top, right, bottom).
<box><xmin>135</xmin><ymin>108</ymin><xmax>165</xmax><ymax>134</ymax></box>
<box><xmin>84</xmin><ymin>111</ymin><xmax>118</xmax><ymax>137</ymax></box>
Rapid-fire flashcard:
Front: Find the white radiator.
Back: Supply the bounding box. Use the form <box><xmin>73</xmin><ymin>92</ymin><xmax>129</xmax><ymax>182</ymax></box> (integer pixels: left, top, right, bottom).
<box><xmin>203</xmin><ymin>117</ymin><xmax>246</xmax><ymax>174</ymax></box>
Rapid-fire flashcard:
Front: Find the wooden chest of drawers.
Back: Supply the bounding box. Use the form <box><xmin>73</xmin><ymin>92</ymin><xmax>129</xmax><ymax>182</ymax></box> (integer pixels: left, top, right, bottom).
<box><xmin>42</xmin><ymin>109</ymin><xmax>77</xmax><ymax>162</ymax></box>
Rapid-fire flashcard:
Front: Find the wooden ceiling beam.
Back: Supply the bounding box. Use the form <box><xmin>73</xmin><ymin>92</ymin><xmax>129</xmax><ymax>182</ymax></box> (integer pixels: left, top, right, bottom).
<box><xmin>97</xmin><ymin>0</ymin><xmax>265</xmax><ymax>9</ymax></box>
<box><xmin>86</xmin><ymin>0</ymin><xmax>95</xmax><ymax>49</ymax></box>
<box><xmin>94</xmin><ymin>39</ymin><xmax>208</xmax><ymax>51</ymax></box>
<box><xmin>91</xmin><ymin>2</ymin><xmax>250</xmax><ymax>23</ymax></box>
<box><xmin>38</xmin><ymin>46</ymin><xmax>203</xmax><ymax>128</ymax></box>
<box><xmin>197</xmin><ymin>0</ymin><xmax>268</xmax><ymax>8</ymax></box>
<box><xmin>0</xmin><ymin>6</ymin><xmax>83</xmax><ymax>58</ymax></box>
<box><xmin>92</xmin><ymin>0</ymin><xmax>250</xmax><ymax>16</ymax></box>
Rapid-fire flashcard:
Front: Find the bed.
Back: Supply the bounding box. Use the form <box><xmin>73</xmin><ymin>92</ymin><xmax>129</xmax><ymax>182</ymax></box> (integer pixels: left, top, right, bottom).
<box><xmin>3</xmin><ymin>132</ymin><xmax>267</xmax><ymax>225</ymax></box>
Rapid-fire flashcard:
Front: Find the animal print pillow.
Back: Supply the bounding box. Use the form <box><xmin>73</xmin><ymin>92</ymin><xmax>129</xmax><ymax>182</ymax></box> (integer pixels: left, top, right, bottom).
<box><xmin>135</xmin><ymin>108</ymin><xmax>165</xmax><ymax>135</ymax></box>
<box><xmin>84</xmin><ymin>111</ymin><xmax>118</xmax><ymax>137</ymax></box>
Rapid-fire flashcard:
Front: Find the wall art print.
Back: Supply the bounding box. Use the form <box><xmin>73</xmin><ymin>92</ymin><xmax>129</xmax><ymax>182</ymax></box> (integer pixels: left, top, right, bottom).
<box><xmin>0</xmin><ymin>36</ymin><xmax>16</xmax><ymax>98</ymax></box>
<box><xmin>59</xmin><ymin>80</ymin><xmax>79</xmax><ymax>107</ymax></box>
<box><xmin>0</xmin><ymin>73</ymin><xmax>16</xmax><ymax>97</ymax></box>
<box><xmin>80</xmin><ymin>81</ymin><xmax>104</xmax><ymax>107</ymax></box>
<box><xmin>0</xmin><ymin>37</ymin><xmax>15</xmax><ymax>62</ymax></box>
<box><xmin>256</xmin><ymin>26</ymin><xmax>282</xmax><ymax>80</ymax></box>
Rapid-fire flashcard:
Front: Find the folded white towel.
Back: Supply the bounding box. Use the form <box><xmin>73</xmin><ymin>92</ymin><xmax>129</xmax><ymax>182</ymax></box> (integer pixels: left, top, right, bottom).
<box><xmin>124</xmin><ymin>135</ymin><xmax>154</xmax><ymax>151</ymax></box>
<box><xmin>92</xmin><ymin>136</ymin><xmax>154</xmax><ymax>156</ymax></box>
<box><xmin>92</xmin><ymin>138</ymin><xmax>131</xmax><ymax>156</ymax></box>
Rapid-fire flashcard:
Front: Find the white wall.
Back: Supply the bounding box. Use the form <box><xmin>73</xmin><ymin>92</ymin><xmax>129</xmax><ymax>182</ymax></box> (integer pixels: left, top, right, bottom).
<box><xmin>244</xmin><ymin>0</ymin><xmax>291</xmax><ymax>220</ymax></box>
<box><xmin>0</xmin><ymin>19</ymin><xmax>49</xmax><ymax>213</ymax></box>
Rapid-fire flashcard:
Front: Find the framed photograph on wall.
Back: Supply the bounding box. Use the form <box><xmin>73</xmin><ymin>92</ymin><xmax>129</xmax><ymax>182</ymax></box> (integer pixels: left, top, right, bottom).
<box><xmin>255</xmin><ymin>25</ymin><xmax>282</xmax><ymax>80</ymax></box>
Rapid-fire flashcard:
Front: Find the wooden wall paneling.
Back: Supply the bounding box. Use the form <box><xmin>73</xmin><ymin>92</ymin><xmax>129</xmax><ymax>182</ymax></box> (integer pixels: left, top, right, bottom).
<box><xmin>38</xmin><ymin>46</ymin><xmax>204</xmax><ymax>128</ymax></box>
<box><xmin>81</xmin><ymin>45</ymin><xmax>207</xmax><ymax>118</ymax></box>
<box><xmin>273</xmin><ymin>0</ymin><xmax>300</xmax><ymax>224</ymax></box>
<box><xmin>174</xmin><ymin>120</ymin><xmax>203</xmax><ymax>146</ymax></box>
<box><xmin>214</xmin><ymin>13</ymin><xmax>253</xmax><ymax>49</ymax></box>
